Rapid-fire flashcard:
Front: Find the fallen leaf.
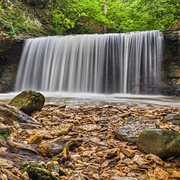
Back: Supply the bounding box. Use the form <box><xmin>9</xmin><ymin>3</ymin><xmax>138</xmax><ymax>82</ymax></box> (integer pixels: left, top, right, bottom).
<box><xmin>171</xmin><ymin>170</ymin><xmax>180</xmax><ymax>178</ymax></box>
<box><xmin>145</xmin><ymin>154</ymin><xmax>164</xmax><ymax>165</ymax></box>
<box><xmin>133</xmin><ymin>154</ymin><xmax>145</xmax><ymax>166</ymax></box>
<box><xmin>121</xmin><ymin>148</ymin><xmax>136</xmax><ymax>158</ymax></box>
<box><xmin>153</xmin><ymin>167</ymin><xmax>168</xmax><ymax>180</ymax></box>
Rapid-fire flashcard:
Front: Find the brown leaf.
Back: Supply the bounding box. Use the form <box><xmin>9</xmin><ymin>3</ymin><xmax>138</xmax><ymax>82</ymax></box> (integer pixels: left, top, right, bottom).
<box><xmin>0</xmin><ymin>147</ymin><xmax>7</xmax><ymax>152</ymax></box>
<box><xmin>153</xmin><ymin>167</ymin><xmax>169</xmax><ymax>180</ymax></box>
<box><xmin>171</xmin><ymin>170</ymin><xmax>180</xmax><ymax>178</ymax></box>
<box><xmin>133</xmin><ymin>154</ymin><xmax>145</xmax><ymax>166</ymax></box>
<box><xmin>121</xmin><ymin>148</ymin><xmax>136</xmax><ymax>158</ymax></box>
<box><xmin>106</xmin><ymin>148</ymin><xmax>118</xmax><ymax>159</ymax></box>
<box><xmin>101</xmin><ymin>160</ymin><xmax>109</xmax><ymax>168</ymax></box>
<box><xmin>78</xmin><ymin>124</ymin><xmax>101</xmax><ymax>131</ymax></box>
<box><xmin>145</xmin><ymin>154</ymin><xmax>164</xmax><ymax>165</ymax></box>
<box><xmin>0</xmin><ymin>157</ymin><xmax>14</xmax><ymax>168</ymax></box>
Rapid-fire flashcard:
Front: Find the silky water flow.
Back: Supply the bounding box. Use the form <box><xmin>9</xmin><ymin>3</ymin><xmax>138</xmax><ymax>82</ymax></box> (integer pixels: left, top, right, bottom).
<box><xmin>15</xmin><ymin>31</ymin><xmax>163</xmax><ymax>94</ymax></box>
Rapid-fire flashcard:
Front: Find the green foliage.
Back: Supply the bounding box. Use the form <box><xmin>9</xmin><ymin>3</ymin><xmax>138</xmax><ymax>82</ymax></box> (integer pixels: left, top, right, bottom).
<box><xmin>0</xmin><ymin>1</ymin><xmax>36</xmax><ymax>36</ymax></box>
<box><xmin>51</xmin><ymin>9</ymin><xmax>74</xmax><ymax>34</ymax></box>
<box><xmin>0</xmin><ymin>3</ymin><xmax>5</xmax><ymax>12</ymax></box>
<box><xmin>106</xmin><ymin>0</ymin><xmax>180</xmax><ymax>32</ymax></box>
<box><xmin>50</xmin><ymin>0</ymin><xmax>179</xmax><ymax>34</ymax></box>
<box><xmin>1</xmin><ymin>0</ymin><xmax>179</xmax><ymax>36</ymax></box>
<box><xmin>0</xmin><ymin>11</ymin><xmax>29</xmax><ymax>36</ymax></box>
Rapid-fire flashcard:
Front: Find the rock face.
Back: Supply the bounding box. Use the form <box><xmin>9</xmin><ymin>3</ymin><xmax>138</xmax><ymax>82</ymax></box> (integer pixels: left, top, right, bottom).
<box><xmin>161</xmin><ymin>31</ymin><xmax>180</xmax><ymax>96</ymax></box>
<box><xmin>137</xmin><ymin>129</ymin><xmax>180</xmax><ymax>159</ymax></box>
<box><xmin>0</xmin><ymin>38</ymin><xmax>23</xmax><ymax>92</ymax></box>
<box><xmin>9</xmin><ymin>90</ymin><xmax>45</xmax><ymax>115</ymax></box>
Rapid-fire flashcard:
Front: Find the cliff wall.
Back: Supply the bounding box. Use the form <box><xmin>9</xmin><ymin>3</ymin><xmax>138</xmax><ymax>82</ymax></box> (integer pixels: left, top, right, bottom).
<box><xmin>162</xmin><ymin>31</ymin><xmax>180</xmax><ymax>95</ymax></box>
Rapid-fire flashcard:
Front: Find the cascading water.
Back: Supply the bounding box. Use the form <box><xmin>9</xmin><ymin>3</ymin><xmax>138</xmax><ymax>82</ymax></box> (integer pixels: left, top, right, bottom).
<box><xmin>15</xmin><ymin>30</ymin><xmax>163</xmax><ymax>94</ymax></box>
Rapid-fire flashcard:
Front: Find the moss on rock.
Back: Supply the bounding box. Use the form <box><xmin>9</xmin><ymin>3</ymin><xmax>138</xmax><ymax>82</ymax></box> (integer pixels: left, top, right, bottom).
<box><xmin>9</xmin><ymin>90</ymin><xmax>45</xmax><ymax>115</ymax></box>
<box><xmin>19</xmin><ymin>161</ymin><xmax>57</xmax><ymax>180</ymax></box>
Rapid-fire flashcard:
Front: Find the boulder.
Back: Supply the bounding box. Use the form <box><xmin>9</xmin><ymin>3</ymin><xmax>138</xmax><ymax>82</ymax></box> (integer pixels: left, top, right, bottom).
<box><xmin>163</xmin><ymin>114</ymin><xmax>180</xmax><ymax>125</ymax></box>
<box><xmin>114</xmin><ymin>120</ymin><xmax>157</xmax><ymax>143</ymax></box>
<box><xmin>19</xmin><ymin>161</ymin><xmax>57</xmax><ymax>180</ymax></box>
<box><xmin>0</xmin><ymin>102</ymin><xmax>40</xmax><ymax>126</ymax></box>
<box><xmin>9</xmin><ymin>90</ymin><xmax>45</xmax><ymax>115</ymax></box>
<box><xmin>137</xmin><ymin>129</ymin><xmax>180</xmax><ymax>159</ymax></box>
<box><xmin>37</xmin><ymin>138</ymin><xmax>73</xmax><ymax>158</ymax></box>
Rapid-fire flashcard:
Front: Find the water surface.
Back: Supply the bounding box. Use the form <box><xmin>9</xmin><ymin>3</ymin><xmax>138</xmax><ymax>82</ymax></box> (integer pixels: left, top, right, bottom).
<box><xmin>0</xmin><ymin>92</ymin><xmax>179</xmax><ymax>108</ymax></box>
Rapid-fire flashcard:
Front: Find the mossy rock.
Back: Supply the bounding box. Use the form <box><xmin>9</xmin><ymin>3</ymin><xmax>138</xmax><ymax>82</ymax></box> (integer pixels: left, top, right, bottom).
<box><xmin>137</xmin><ymin>129</ymin><xmax>180</xmax><ymax>159</ymax></box>
<box><xmin>19</xmin><ymin>161</ymin><xmax>57</xmax><ymax>180</ymax></box>
<box><xmin>9</xmin><ymin>90</ymin><xmax>45</xmax><ymax>115</ymax></box>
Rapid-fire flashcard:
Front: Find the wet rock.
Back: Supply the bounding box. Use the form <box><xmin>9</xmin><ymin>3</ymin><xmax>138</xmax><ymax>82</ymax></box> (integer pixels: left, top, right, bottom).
<box><xmin>163</xmin><ymin>113</ymin><xmax>180</xmax><ymax>125</ymax></box>
<box><xmin>47</xmin><ymin>160</ymin><xmax>66</xmax><ymax>176</ymax></box>
<box><xmin>0</xmin><ymin>150</ymin><xmax>44</xmax><ymax>168</ymax></box>
<box><xmin>19</xmin><ymin>161</ymin><xmax>57</xmax><ymax>180</ymax></box>
<box><xmin>137</xmin><ymin>129</ymin><xmax>180</xmax><ymax>159</ymax></box>
<box><xmin>114</xmin><ymin>120</ymin><xmax>157</xmax><ymax>143</ymax></box>
<box><xmin>0</xmin><ymin>122</ymin><xmax>10</xmax><ymax>134</ymax></box>
<box><xmin>0</xmin><ymin>123</ymin><xmax>39</xmax><ymax>155</ymax></box>
<box><xmin>37</xmin><ymin>138</ymin><xmax>74</xmax><ymax>158</ymax></box>
<box><xmin>27</xmin><ymin>131</ymin><xmax>43</xmax><ymax>144</ymax></box>
<box><xmin>0</xmin><ymin>102</ymin><xmax>40</xmax><ymax>126</ymax></box>
<box><xmin>9</xmin><ymin>90</ymin><xmax>45</xmax><ymax>115</ymax></box>
<box><xmin>0</xmin><ymin>157</ymin><xmax>14</xmax><ymax>168</ymax></box>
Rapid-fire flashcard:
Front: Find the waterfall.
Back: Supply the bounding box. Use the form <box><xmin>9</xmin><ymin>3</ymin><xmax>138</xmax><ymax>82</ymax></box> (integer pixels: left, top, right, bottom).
<box><xmin>15</xmin><ymin>30</ymin><xmax>163</xmax><ymax>94</ymax></box>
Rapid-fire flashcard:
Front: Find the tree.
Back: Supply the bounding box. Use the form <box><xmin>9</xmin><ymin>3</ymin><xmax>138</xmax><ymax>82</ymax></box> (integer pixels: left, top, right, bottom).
<box><xmin>49</xmin><ymin>0</ymin><xmax>180</xmax><ymax>34</ymax></box>
<box><xmin>106</xmin><ymin>0</ymin><xmax>180</xmax><ymax>32</ymax></box>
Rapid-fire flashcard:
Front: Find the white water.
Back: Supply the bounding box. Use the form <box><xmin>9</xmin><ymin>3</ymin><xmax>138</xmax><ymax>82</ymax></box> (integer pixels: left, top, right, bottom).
<box><xmin>15</xmin><ymin>31</ymin><xmax>163</xmax><ymax>94</ymax></box>
<box><xmin>0</xmin><ymin>92</ymin><xmax>179</xmax><ymax>107</ymax></box>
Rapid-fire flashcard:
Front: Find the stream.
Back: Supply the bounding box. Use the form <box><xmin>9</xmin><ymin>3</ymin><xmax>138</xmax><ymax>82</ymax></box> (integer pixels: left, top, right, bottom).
<box><xmin>0</xmin><ymin>92</ymin><xmax>179</xmax><ymax>107</ymax></box>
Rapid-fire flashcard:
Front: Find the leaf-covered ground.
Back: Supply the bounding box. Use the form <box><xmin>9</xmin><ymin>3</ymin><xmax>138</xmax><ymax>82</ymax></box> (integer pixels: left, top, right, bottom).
<box><xmin>0</xmin><ymin>104</ymin><xmax>180</xmax><ymax>180</ymax></box>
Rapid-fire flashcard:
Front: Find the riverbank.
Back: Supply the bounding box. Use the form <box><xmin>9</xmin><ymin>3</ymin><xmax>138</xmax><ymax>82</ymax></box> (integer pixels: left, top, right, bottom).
<box><xmin>0</xmin><ymin>101</ymin><xmax>180</xmax><ymax>179</ymax></box>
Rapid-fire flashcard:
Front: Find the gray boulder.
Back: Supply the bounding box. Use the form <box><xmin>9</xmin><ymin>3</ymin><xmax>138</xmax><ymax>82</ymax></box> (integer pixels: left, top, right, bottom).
<box><xmin>137</xmin><ymin>129</ymin><xmax>180</xmax><ymax>159</ymax></box>
<box><xmin>114</xmin><ymin>120</ymin><xmax>157</xmax><ymax>143</ymax></box>
<box><xmin>163</xmin><ymin>114</ymin><xmax>180</xmax><ymax>125</ymax></box>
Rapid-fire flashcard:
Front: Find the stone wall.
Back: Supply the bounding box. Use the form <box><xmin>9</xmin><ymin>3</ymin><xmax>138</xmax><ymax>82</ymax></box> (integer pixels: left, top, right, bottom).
<box><xmin>0</xmin><ymin>38</ymin><xmax>23</xmax><ymax>92</ymax></box>
<box><xmin>161</xmin><ymin>31</ymin><xmax>180</xmax><ymax>96</ymax></box>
